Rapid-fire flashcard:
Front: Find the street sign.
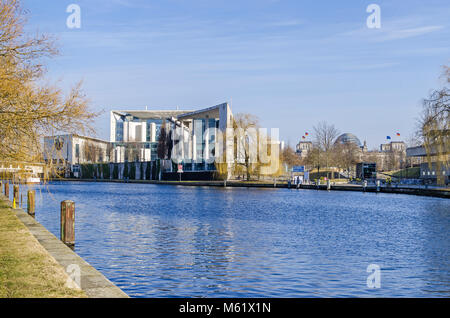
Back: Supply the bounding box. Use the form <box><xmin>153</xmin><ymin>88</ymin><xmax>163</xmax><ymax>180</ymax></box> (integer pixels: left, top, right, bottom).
<box><xmin>292</xmin><ymin>166</ymin><xmax>305</xmax><ymax>173</ymax></box>
<box><xmin>177</xmin><ymin>164</ymin><xmax>183</xmax><ymax>173</ymax></box>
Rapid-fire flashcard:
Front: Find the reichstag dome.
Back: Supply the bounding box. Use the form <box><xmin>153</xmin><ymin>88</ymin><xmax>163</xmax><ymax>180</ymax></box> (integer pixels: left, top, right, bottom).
<box><xmin>335</xmin><ymin>133</ymin><xmax>362</xmax><ymax>147</ymax></box>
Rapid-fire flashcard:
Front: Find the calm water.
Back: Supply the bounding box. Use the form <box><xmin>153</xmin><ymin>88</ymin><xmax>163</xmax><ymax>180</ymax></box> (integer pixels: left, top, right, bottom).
<box><xmin>21</xmin><ymin>182</ymin><xmax>450</xmax><ymax>297</ymax></box>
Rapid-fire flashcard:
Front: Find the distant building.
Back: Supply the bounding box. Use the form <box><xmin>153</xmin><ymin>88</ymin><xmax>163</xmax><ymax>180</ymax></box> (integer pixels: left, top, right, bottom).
<box><xmin>406</xmin><ymin>145</ymin><xmax>449</xmax><ymax>184</ymax></box>
<box><xmin>43</xmin><ymin>134</ymin><xmax>110</xmax><ymax>177</ymax></box>
<box><xmin>335</xmin><ymin>133</ymin><xmax>363</xmax><ymax>148</ymax></box>
<box><xmin>109</xmin><ymin>103</ymin><xmax>234</xmax><ymax>173</ymax></box>
<box><xmin>43</xmin><ymin>134</ymin><xmax>110</xmax><ymax>165</ymax></box>
<box><xmin>296</xmin><ymin>141</ymin><xmax>312</xmax><ymax>158</ymax></box>
<box><xmin>380</xmin><ymin>141</ymin><xmax>406</xmax><ymax>153</ymax></box>
<box><xmin>356</xmin><ymin>162</ymin><xmax>377</xmax><ymax>180</ymax></box>
<box><xmin>333</xmin><ymin>133</ymin><xmax>406</xmax><ymax>171</ymax></box>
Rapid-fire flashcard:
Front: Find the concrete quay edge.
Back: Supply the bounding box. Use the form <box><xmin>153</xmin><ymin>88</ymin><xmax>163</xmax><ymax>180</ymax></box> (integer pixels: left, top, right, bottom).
<box><xmin>0</xmin><ymin>194</ymin><xmax>129</xmax><ymax>298</ymax></box>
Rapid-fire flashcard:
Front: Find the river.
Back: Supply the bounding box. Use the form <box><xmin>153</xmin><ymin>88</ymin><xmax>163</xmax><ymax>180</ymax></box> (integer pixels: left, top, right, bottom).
<box><xmin>24</xmin><ymin>181</ymin><xmax>450</xmax><ymax>297</ymax></box>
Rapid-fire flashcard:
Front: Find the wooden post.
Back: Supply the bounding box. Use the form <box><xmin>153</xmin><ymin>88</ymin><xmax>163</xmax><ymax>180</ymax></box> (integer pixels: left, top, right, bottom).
<box><xmin>60</xmin><ymin>200</ymin><xmax>75</xmax><ymax>246</ymax></box>
<box><xmin>13</xmin><ymin>185</ymin><xmax>19</xmax><ymax>204</ymax></box>
<box><xmin>27</xmin><ymin>190</ymin><xmax>35</xmax><ymax>216</ymax></box>
<box><xmin>5</xmin><ymin>183</ymin><xmax>9</xmax><ymax>198</ymax></box>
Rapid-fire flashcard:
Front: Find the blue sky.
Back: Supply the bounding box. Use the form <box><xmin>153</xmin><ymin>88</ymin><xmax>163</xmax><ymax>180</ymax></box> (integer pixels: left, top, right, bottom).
<box><xmin>23</xmin><ymin>0</ymin><xmax>450</xmax><ymax>148</ymax></box>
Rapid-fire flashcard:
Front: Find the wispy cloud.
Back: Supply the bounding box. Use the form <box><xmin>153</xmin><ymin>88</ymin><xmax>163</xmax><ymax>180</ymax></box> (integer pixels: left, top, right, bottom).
<box><xmin>337</xmin><ymin>14</ymin><xmax>446</xmax><ymax>43</ymax></box>
<box><xmin>376</xmin><ymin>25</ymin><xmax>444</xmax><ymax>41</ymax></box>
<box><xmin>267</xmin><ymin>19</ymin><xmax>304</xmax><ymax>27</ymax></box>
<box><xmin>110</xmin><ymin>0</ymin><xmax>154</xmax><ymax>9</ymax></box>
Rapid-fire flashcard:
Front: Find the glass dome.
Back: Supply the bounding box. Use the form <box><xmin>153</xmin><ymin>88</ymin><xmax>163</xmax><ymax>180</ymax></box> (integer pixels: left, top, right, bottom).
<box><xmin>335</xmin><ymin>133</ymin><xmax>362</xmax><ymax>147</ymax></box>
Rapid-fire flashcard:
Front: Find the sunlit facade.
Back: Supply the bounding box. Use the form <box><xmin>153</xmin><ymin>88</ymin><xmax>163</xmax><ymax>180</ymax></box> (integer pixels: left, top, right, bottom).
<box><xmin>109</xmin><ymin>103</ymin><xmax>234</xmax><ymax>172</ymax></box>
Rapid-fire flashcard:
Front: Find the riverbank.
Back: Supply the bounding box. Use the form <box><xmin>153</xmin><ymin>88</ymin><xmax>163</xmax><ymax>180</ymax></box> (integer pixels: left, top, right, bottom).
<box><xmin>53</xmin><ymin>178</ymin><xmax>450</xmax><ymax>199</ymax></box>
<box><xmin>0</xmin><ymin>196</ymin><xmax>86</xmax><ymax>298</ymax></box>
<box><xmin>0</xmin><ymin>195</ymin><xmax>129</xmax><ymax>298</ymax></box>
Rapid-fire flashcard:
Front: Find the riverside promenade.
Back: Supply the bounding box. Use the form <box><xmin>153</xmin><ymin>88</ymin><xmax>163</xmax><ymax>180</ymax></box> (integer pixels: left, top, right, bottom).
<box><xmin>56</xmin><ymin>178</ymin><xmax>450</xmax><ymax>199</ymax></box>
<box><xmin>0</xmin><ymin>194</ymin><xmax>128</xmax><ymax>298</ymax></box>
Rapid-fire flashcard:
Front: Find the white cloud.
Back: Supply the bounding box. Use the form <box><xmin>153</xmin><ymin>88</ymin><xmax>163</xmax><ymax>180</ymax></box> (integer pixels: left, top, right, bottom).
<box><xmin>378</xmin><ymin>25</ymin><xmax>444</xmax><ymax>41</ymax></box>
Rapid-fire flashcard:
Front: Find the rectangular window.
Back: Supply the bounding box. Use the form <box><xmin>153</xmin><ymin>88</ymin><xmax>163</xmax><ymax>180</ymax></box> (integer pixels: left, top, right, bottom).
<box><xmin>116</xmin><ymin>121</ymin><xmax>124</xmax><ymax>141</ymax></box>
<box><xmin>146</xmin><ymin>119</ymin><xmax>163</xmax><ymax>142</ymax></box>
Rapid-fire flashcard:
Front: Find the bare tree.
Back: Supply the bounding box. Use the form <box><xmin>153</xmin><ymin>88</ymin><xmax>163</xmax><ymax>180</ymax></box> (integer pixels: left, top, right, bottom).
<box><xmin>281</xmin><ymin>145</ymin><xmax>302</xmax><ymax>169</ymax></box>
<box><xmin>313</xmin><ymin>121</ymin><xmax>340</xmax><ymax>178</ymax></box>
<box><xmin>333</xmin><ymin>142</ymin><xmax>360</xmax><ymax>178</ymax></box>
<box><xmin>0</xmin><ymin>0</ymin><xmax>98</xmax><ymax>164</ymax></box>
<box><xmin>418</xmin><ymin>65</ymin><xmax>449</xmax><ymax>185</ymax></box>
<box><xmin>303</xmin><ymin>146</ymin><xmax>322</xmax><ymax>175</ymax></box>
<box><xmin>233</xmin><ymin>113</ymin><xmax>260</xmax><ymax>181</ymax></box>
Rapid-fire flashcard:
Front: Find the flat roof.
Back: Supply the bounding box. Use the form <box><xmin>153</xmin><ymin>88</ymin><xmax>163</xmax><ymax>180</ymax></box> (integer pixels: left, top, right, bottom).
<box><xmin>44</xmin><ymin>134</ymin><xmax>109</xmax><ymax>144</ymax></box>
<box><xmin>177</xmin><ymin>103</ymin><xmax>228</xmax><ymax>120</ymax></box>
<box><xmin>112</xmin><ymin>110</ymin><xmax>194</xmax><ymax>120</ymax></box>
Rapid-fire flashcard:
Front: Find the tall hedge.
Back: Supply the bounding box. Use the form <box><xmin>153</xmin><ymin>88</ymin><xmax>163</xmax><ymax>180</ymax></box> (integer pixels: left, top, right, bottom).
<box><xmin>145</xmin><ymin>162</ymin><xmax>151</xmax><ymax>180</ymax></box>
<box><xmin>102</xmin><ymin>163</ymin><xmax>110</xmax><ymax>179</ymax></box>
<box><xmin>113</xmin><ymin>164</ymin><xmax>119</xmax><ymax>179</ymax></box>
<box><xmin>123</xmin><ymin>163</ymin><xmax>129</xmax><ymax>179</ymax></box>
<box><xmin>130</xmin><ymin>162</ymin><xmax>136</xmax><ymax>180</ymax></box>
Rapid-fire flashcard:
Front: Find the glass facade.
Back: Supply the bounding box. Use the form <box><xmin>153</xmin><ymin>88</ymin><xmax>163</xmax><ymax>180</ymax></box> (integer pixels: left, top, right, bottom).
<box><xmin>115</xmin><ymin>117</ymin><xmax>165</xmax><ymax>143</ymax></box>
<box><xmin>195</xmin><ymin>119</ymin><xmax>205</xmax><ymax>162</ymax></box>
<box><xmin>146</xmin><ymin>119</ymin><xmax>163</xmax><ymax>142</ymax></box>
<box><xmin>112</xmin><ymin>112</ymin><xmax>222</xmax><ymax>172</ymax></box>
<box><xmin>115</xmin><ymin>121</ymin><xmax>124</xmax><ymax>142</ymax></box>
<box><xmin>208</xmin><ymin>118</ymin><xmax>217</xmax><ymax>159</ymax></box>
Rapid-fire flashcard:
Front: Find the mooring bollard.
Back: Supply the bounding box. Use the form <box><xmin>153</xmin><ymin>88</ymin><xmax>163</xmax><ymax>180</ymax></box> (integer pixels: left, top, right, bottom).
<box><xmin>376</xmin><ymin>180</ymin><xmax>381</xmax><ymax>193</ymax></box>
<box><xmin>327</xmin><ymin>179</ymin><xmax>331</xmax><ymax>191</ymax></box>
<box><xmin>5</xmin><ymin>183</ymin><xmax>9</xmax><ymax>199</ymax></box>
<box><xmin>13</xmin><ymin>185</ymin><xmax>19</xmax><ymax>206</ymax></box>
<box><xmin>60</xmin><ymin>200</ymin><xmax>75</xmax><ymax>247</ymax></box>
<box><xmin>27</xmin><ymin>190</ymin><xmax>35</xmax><ymax>216</ymax></box>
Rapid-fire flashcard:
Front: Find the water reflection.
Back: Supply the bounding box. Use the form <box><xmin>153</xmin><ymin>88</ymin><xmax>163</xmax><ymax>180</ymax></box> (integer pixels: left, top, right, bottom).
<box><xmin>19</xmin><ymin>182</ymin><xmax>450</xmax><ymax>297</ymax></box>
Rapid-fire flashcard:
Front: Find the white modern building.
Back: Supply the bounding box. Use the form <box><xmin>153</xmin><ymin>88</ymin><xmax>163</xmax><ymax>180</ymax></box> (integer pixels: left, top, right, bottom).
<box><xmin>110</xmin><ymin>109</ymin><xmax>194</xmax><ymax>162</ymax></box>
<box><xmin>43</xmin><ymin>134</ymin><xmax>110</xmax><ymax>165</ymax></box>
<box><xmin>43</xmin><ymin>134</ymin><xmax>110</xmax><ymax>177</ymax></box>
<box><xmin>109</xmin><ymin>103</ymin><xmax>234</xmax><ymax>172</ymax></box>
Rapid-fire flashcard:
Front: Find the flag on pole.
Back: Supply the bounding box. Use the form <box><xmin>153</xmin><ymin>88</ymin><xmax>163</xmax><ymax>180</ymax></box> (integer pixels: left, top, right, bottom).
<box><xmin>396</xmin><ymin>132</ymin><xmax>401</xmax><ymax>137</ymax></box>
<box><xmin>386</xmin><ymin>136</ymin><xmax>391</xmax><ymax>140</ymax></box>
<box><xmin>305</xmin><ymin>132</ymin><xmax>309</xmax><ymax>136</ymax></box>
<box><xmin>302</xmin><ymin>136</ymin><xmax>306</xmax><ymax>139</ymax></box>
